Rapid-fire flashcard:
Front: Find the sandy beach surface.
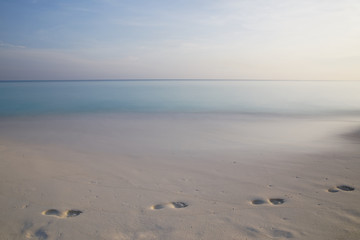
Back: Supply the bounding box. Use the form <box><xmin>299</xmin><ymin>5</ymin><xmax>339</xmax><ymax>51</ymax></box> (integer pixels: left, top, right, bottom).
<box><xmin>0</xmin><ymin>113</ymin><xmax>359</xmax><ymax>240</ymax></box>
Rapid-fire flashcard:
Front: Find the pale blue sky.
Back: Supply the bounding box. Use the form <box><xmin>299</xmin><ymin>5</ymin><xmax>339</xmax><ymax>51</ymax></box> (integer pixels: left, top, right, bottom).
<box><xmin>1</xmin><ymin>0</ymin><xmax>359</xmax><ymax>80</ymax></box>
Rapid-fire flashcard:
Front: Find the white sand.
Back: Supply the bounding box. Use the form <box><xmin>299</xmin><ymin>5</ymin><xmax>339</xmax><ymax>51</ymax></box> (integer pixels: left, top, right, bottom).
<box><xmin>0</xmin><ymin>113</ymin><xmax>359</xmax><ymax>240</ymax></box>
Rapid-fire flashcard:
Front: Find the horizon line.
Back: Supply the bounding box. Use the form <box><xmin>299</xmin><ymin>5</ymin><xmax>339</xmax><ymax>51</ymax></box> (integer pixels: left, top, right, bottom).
<box><xmin>1</xmin><ymin>79</ymin><xmax>359</xmax><ymax>83</ymax></box>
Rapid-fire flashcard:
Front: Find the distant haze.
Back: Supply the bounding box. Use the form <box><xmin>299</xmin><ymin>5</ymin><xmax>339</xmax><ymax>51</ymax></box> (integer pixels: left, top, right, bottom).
<box><xmin>1</xmin><ymin>0</ymin><xmax>360</xmax><ymax>80</ymax></box>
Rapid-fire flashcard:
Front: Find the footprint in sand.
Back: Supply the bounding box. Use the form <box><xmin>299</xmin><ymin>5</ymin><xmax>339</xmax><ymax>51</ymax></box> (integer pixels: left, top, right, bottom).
<box><xmin>269</xmin><ymin>198</ymin><xmax>285</xmax><ymax>205</ymax></box>
<box><xmin>151</xmin><ymin>202</ymin><xmax>188</xmax><ymax>210</ymax></box>
<box><xmin>251</xmin><ymin>199</ymin><xmax>267</xmax><ymax>205</ymax></box>
<box><xmin>42</xmin><ymin>209</ymin><xmax>82</xmax><ymax>218</ymax></box>
<box><xmin>327</xmin><ymin>188</ymin><xmax>339</xmax><ymax>193</ymax></box>
<box><xmin>251</xmin><ymin>198</ymin><xmax>285</xmax><ymax>205</ymax></box>
<box><xmin>22</xmin><ymin>222</ymin><xmax>49</xmax><ymax>240</ymax></box>
<box><xmin>25</xmin><ymin>228</ymin><xmax>48</xmax><ymax>240</ymax></box>
<box><xmin>42</xmin><ymin>209</ymin><xmax>61</xmax><ymax>217</ymax></box>
<box><xmin>337</xmin><ymin>185</ymin><xmax>355</xmax><ymax>191</ymax></box>
<box><xmin>271</xmin><ymin>228</ymin><xmax>294</xmax><ymax>238</ymax></box>
<box><xmin>328</xmin><ymin>185</ymin><xmax>355</xmax><ymax>193</ymax></box>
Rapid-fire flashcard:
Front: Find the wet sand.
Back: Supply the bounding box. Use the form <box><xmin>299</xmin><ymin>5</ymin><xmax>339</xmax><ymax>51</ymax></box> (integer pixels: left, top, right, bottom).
<box><xmin>0</xmin><ymin>113</ymin><xmax>359</xmax><ymax>239</ymax></box>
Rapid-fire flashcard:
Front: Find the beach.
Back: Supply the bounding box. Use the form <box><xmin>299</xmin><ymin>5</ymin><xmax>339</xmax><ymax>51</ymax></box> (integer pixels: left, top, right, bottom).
<box><xmin>0</xmin><ymin>113</ymin><xmax>359</xmax><ymax>239</ymax></box>
<box><xmin>2</xmin><ymin>0</ymin><xmax>360</xmax><ymax>238</ymax></box>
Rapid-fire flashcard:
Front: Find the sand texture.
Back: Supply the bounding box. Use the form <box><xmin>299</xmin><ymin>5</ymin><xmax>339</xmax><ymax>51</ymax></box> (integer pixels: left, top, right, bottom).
<box><xmin>0</xmin><ymin>113</ymin><xmax>359</xmax><ymax>240</ymax></box>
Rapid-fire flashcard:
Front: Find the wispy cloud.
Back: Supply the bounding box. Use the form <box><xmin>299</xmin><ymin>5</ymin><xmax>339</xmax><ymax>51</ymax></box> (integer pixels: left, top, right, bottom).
<box><xmin>69</xmin><ymin>7</ymin><xmax>98</xmax><ymax>13</ymax></box>
<box><xmin>113</xmin><ymin>19</ymin><xmax>170</xmax><ymax>27</ymax></box>
<box><xmin>0</xmin><ymin>41</ymin><xmax>26</xmax><ymax>49</ymax></box>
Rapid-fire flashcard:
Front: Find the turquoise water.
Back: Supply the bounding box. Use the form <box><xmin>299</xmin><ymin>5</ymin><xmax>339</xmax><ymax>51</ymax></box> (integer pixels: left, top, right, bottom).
<box><xmin>0</xmin><ymin>80</ymin><xmax>360</xmax><ymax>116</ymax></box>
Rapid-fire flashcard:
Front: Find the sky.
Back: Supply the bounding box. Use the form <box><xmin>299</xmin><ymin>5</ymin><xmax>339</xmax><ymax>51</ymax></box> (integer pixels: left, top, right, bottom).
<box><xmin>0</xmin><ymin>0</ymin><xmax>359</xmax><ymax>80</ymax></box>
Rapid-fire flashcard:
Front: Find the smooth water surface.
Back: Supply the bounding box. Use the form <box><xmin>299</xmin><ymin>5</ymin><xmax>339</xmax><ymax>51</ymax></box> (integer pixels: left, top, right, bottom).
<box><xmin>1</xmin><ymin>80</ymin><xmax>359</xmax><ymax>116</ymax></box>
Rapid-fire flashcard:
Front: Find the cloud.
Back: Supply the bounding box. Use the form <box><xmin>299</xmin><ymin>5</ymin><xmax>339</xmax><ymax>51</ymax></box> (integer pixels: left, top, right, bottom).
<box><xmin>0</xmin><ymin>47</ymin><xmax>145</xmax><ymax>80</ymax></box>
<box><xmin>0</xmin><ymin>41</ymin><xmax>26</xmax><ymax>49</ymax></box>
<box><xmin>112</xmin><ymin>19</ymin><xmax>170</xmax><ymax>27</ymax></box>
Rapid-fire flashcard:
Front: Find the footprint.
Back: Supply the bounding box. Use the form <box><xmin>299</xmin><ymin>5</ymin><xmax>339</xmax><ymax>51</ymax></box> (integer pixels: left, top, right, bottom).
<box><xmin>42</xmin><ymin>209</ymin><xmax>82</xmax><ymax>218</ymax></box>
<box><xmin>21</xmin><ymin>221</ymin><xmax>33</xmax><ymax>234</ymax></box>
<box><xmin>269</xmin><ymin>198</ymin><xmax>285</xmax><ymax>205</ymax></box>
<box><xmin>251</xmin><ymin>199</ymin><xmax>266</xmax><ymax>205</ymax></box>
<box><xmin>65</xmin><ymin>210</ymin><xmax>82</xmax><ymax>217</ymax></box>
<box><xmin>42</xmin><ymin>209</ymin><xmax>62</xmax><ymax>217</ymax></box>
<box><xmin>271</xmin><ymin>228</ymin><xmax>294</xmax><ymax>238</ymax></box>
<box><xmin>328</xmin><ymin>185</ymin><xmax>355</xmax><ymax>193</ymax></box>
<box><xmin>250</xmin><ymin>198</ymin><xmax>285</xmax><ymax>205</ymax></box>
<box><xmin>171</xmin><ymin>202</ymin><xmax>188</xmax><ymax>208</ymax></box>
<box><xmin>327</xmin><ymin>188</ymin><xmax>339</xmax><ymax>193</ymax></box>
<box><xmin>151</xmin><ymin>202</ymin><xmax>188</xmax><ymax>210</ymax></box>
<box><xmin>152</xmin><ymin>204</ymin><xmax>166</xmax><ymax>210</ymax></box>
<box><xmin>34</xmin><ymin>228</ymin><xmax>48</xmax><ymax>240</ymax></box>
<box><xmin>25</xmin><ymin>228</ymin><xmax>48</xmax><ymax>240</ymax></box>
<box><xmin>337</xmin><ymin>185</ymin><xmax>355</xmax><ymax>191</ymax></box>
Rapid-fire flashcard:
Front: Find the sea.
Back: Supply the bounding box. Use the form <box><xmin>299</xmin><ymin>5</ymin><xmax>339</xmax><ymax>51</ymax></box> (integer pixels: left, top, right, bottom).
<box><xmin>1</xmin><ymin>80</ymin><xmax>360</xmax><ymax>117</ymax></box>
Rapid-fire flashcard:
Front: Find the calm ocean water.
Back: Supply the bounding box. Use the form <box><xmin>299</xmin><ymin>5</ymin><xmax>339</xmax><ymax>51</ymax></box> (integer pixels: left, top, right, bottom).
<box><xmin>0</xmin><ymin>80</ymin><xmax>359</xmax><ymax>116</ymax></box>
